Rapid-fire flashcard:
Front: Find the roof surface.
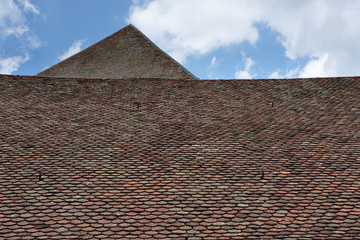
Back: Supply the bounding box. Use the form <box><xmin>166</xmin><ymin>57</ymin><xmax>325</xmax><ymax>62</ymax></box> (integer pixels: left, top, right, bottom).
<box><xmin>37</xmin><ymin>25</ymin><xmax>196</xmax><ymax>79</ymax></box>
<box><xmin>0</xmin><ymin>74</ymin><xmax>360</xmax><ymax>239</ymax></box>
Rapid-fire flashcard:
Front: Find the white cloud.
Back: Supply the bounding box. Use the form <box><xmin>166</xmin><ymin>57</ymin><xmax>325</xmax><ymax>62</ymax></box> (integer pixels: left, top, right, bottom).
<box><xmin>18</xmin><ymin>0</ymin><xmax>40</xmax><ymax>14</ymax></box>
<box><xmin>129</xmin><ymin>0</ymin><xmax>360</xmax><ymax>78</ymax></box>
<box><xmin>26</xmin><ymin>34</ymin><xmax>41</xmax><ymax>48</ymax></box>
<box><xmin>58</xmin><ymin>40</ymin><xmax>85</xmax><ymax>61</ymax></box>
<box><xmin>0</xmin><ymin>54</ymin><xmax>30</xmax><ymax>74</ymax></box>
<box><xmin>235</xmin><ymin>56</ymin><xmax>255</xmax><ymax>79</ymax></box>
<box><xmin>208</xmin><ymin>56</ymin><xmax>218</xmax><ymax>69</ymax></box>
<box><xmin>0</xmin><ymin>0</ymin><xmax>24</xmax><ymax>37</ymax></box>
<box><xmin>0</xmin><ymin>0</ymin><xmax>40</xmax><ymax>73</ymax></box>
<box><xmin>128</xmin><ymin>0</ymin><xmax>262</xmax><ymax>63</ymax></box>
<box><xmin>0</xmin><ymin>0</ymin><xmax>39</xmax><ymax>38</ymax></box>
<box><xmin>3</xmin><ymin>25</ymin><xmax>28</xmax><ymax>37</ymax></box>
<box><xmin>299</xmin><ymin>54</ymin><xmax>330</xmax><ymax>78</ymax></box>
<box><xmin>268</xmin><ymin>67</ymin><xmax>302</xmax><ymax>79</ymax></box>
<box><xmin>269</xmin><ymin>70</ymin><xmax>283</xmax><ymax>79</ymax></box>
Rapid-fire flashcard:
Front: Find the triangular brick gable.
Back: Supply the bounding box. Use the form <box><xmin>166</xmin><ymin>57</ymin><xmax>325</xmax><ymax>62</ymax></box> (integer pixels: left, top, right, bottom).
<box><xmin>37</xmin><ymin>25</ymin><xmax>196</xmax><ymax>79</ymax></box>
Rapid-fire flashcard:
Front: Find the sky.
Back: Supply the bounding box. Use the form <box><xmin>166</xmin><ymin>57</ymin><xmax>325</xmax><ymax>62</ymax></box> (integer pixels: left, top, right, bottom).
<box><xmin>1</xmin><ymin>0</ymin><xmax>360</xmax><ymax>79</ymax></box>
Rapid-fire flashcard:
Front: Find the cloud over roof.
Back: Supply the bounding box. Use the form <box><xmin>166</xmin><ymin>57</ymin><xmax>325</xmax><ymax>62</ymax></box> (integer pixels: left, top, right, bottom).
<box><xmin>129</xmin><ymin>0</ymin><xmax>360</xmax><ymax>78</ymax></box>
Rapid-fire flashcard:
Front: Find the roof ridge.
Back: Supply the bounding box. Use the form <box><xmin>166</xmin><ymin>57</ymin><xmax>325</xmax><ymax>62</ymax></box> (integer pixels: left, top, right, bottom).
<box><xmin>4</xmin><ymin>73</ymin><xmax>360</xmax><ymax>82</ymax></box>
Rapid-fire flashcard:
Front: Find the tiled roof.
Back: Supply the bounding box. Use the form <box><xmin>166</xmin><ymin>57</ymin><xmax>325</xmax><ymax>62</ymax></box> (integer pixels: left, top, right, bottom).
<box><xmin>37</xmin><ymin>25</ymin><xmax>196</xmax><ymax>79</ymax></box>
<box><xmin>0</xmin><ymin>74</ymin><xmax>360</xmax><ymax>239</ymax></box>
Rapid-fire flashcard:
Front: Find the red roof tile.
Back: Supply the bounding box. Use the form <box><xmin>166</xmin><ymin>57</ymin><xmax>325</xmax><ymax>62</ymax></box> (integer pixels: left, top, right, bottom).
<box><xmin>0</xmin><ymin>74</ymin><xmax>360</xmax><ymax>239</ymax></box>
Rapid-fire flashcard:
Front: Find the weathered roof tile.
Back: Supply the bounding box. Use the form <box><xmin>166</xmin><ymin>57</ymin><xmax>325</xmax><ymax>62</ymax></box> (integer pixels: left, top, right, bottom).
<box><xmin>1</xmin><ymin>74</ymin><xmax>360</xmax><ymax>239</ymax></box>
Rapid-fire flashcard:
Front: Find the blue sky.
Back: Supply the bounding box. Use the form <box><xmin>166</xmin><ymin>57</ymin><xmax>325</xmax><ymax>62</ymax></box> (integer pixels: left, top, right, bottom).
<box><xmin>1</xmin><ymin>0</ymin><xmax>360</xmax><ymax>79</ymax></box>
